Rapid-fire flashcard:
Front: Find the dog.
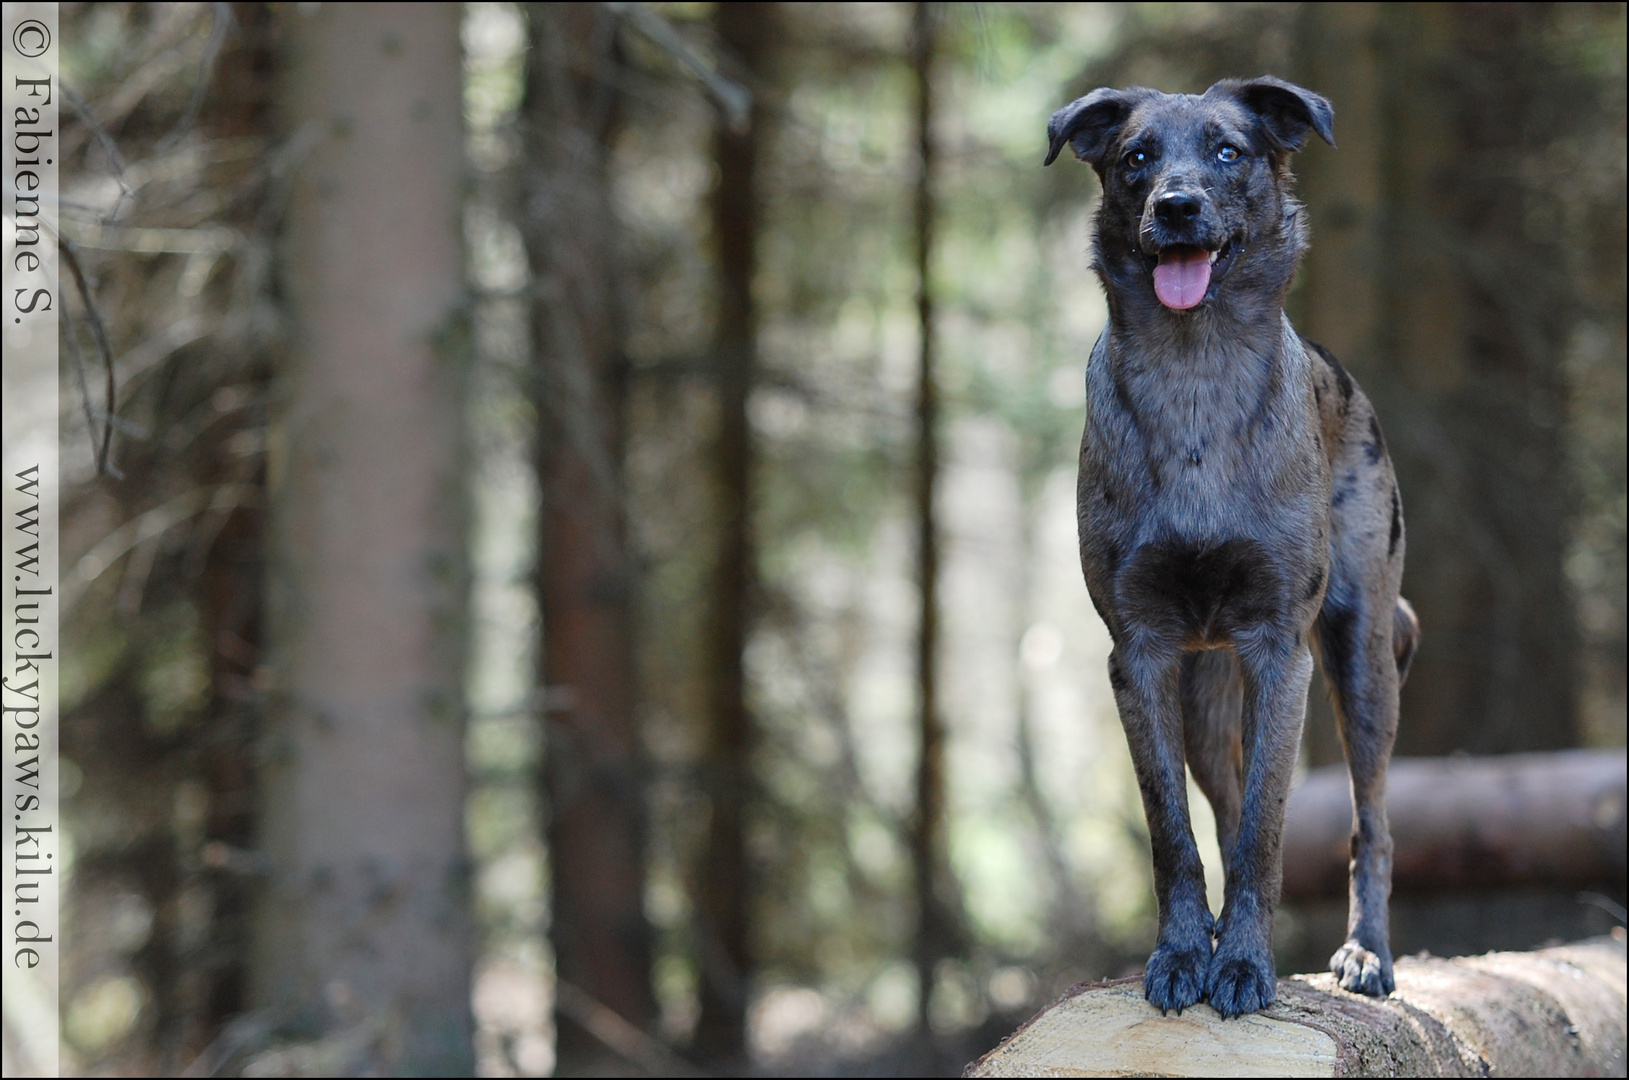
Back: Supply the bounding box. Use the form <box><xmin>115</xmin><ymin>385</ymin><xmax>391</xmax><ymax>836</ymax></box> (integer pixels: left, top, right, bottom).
<box><xmin>1043</xmin><ymin>77</ymin><xmax>1419</xmax><ymax>1017</ymax></box>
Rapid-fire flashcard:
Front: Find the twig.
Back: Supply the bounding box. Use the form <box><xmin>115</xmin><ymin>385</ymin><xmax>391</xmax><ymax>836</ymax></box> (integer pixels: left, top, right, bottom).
<box><xmin>62</xmin><ymin>82</ymin><xmax>133</xmax><ymax>219</ymax></box>
<box><xmin>90</xmin><ymin>409</ymin><xmax>148</xmax><ymax>439</ymax></box>
<box><xmin>62</xmin><ymin>485</ymin><xmax>258</xmax><ymax>610</ymax></box>
<box><xmin>553</xmin><ymin>980</ymin><xmax>706</xmax><ymax>1076</ymax></box>
<box><xmin>63</xmin><ymin>311</ymin><xmax>101</xmax><ymax>475</ymax></box>
<box><xmin>162</xmin><ymin>2</ymin><xmax>234</xmax><ymax>149</ymax></box>
<box><xmin>606</xmin><ymin>1</ymin><xmax>752</xmax><ymax>133</ymax></box>
<box><xmin>178</xmin><ymin>1009</ymin><xmax>277</xmax><ymax>1078</ymax></box>
<box><xmin>58</xmin><ymin>236</ymin><xmax>121</xmax><ymax>478</ymax></box>
<box><xmin>1578</xmin><ymin>891</ymin><xmax>1628</xmax><ymax>924</ymax></box>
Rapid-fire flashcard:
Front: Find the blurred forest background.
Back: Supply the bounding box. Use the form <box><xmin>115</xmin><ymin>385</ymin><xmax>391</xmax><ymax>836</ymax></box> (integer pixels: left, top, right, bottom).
<box><xmin>22</xmin><ymin>1</ymin><xmax>1625</xmax><ymax>1076</ymax></box>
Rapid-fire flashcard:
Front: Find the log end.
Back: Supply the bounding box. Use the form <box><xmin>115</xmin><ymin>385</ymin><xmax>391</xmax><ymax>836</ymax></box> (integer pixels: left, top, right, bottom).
<box><xmin>965</xmin><ymin>977</ymin><xmax>1340</xmax><ymax>1077</ymax></box>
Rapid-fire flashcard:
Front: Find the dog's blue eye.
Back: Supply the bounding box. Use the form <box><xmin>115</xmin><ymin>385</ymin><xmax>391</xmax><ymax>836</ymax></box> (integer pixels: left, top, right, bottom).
<box><xmin>1217</xmin><ymin>145</ymin><xmax>1241</xmax><ymax>163</ymax></box>
<box><xmin>1124</xmin><ymin>150</ymin><xmax>1148</xmax><ymax>169</ymax></box>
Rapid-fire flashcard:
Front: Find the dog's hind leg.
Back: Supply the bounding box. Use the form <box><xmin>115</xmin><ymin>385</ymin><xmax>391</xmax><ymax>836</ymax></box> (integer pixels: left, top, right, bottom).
<box><xmin>1316</xmin><ymin>581</ymin><xmax>1404</xmax><ymax>996</ymax></box>
<box><xmin>1306</xmin><ymin>348</ymin><xmax>1408</xmax><ymax>995</ymax></box>
<box><xmin>1180</xmin><ymin>650</ymin><xmax>1244</xmax><ymax>867</ymax></box>
<box><xmin>1111</xmin><ymin>645</ymin><xmax>1215</xmax><ymax>1014</ymax></box>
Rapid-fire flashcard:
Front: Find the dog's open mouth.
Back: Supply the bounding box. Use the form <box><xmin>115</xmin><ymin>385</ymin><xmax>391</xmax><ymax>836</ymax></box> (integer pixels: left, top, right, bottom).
<box><xmin>1150</xmin><ymin>240</ymin><xmax>1235</xmax><ymax>311</ymax></box>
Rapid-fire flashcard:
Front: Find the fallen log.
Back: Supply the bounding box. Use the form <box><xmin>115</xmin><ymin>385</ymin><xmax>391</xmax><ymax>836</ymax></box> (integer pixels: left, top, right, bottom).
<box><xmin>1281</xmin><ymin>750</ymin><xmax>1627</xmax><ymax>900</ymax></box>
<box><xmin>966</xmin><ymin>934</ymin><xmax>1626</xmax><ymax>1078</ymax></box>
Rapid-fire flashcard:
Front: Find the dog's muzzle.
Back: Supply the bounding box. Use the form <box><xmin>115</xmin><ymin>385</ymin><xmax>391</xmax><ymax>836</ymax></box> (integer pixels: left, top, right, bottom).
<box><xmin>1139</xmin><ymin>191</ymin><xmax>1235</xmax><ymax>312</ymax></box>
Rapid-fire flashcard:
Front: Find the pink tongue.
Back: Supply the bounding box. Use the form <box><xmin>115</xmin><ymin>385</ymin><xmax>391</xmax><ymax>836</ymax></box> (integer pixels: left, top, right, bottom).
<box><xmin>1153</xmin><ymin>247</ymin><xmax>1213</xmax><ymax>310</ymax></box>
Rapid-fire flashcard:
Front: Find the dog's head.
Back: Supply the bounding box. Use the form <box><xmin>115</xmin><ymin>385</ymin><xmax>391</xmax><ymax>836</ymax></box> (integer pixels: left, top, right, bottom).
<box><xmin>1045</xmin><ymin>78</ymin><xmax>1333</xmax><ymax>316</ymax></box>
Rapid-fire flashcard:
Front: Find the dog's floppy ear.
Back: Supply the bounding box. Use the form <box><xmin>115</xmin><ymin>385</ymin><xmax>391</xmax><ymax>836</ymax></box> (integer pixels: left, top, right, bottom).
<box><xmin>1227</xmin><ymin>76</ymin><xmax>1335</xmax><ymax>153</ymax></box>
<box><xmin>1045</xmin><ymin>87</ymin><xmax>1151</xmax><ymax>169</ymax></box>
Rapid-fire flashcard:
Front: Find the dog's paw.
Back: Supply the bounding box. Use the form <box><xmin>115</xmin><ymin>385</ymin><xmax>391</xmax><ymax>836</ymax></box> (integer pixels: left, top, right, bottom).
<box><xmin>1205</xmin><ymin>947</ymin><xmax>1276</xmax><ymax>1017</ymax></box>
<box><xmin>1143</xmin><ymin>940</ymin><xmax>1211</xmax><ymax>1015</ymax></box>
<box><xmin>1330</xmin><ymin>940</ymin><xmax>1395</xmax><ymax>996</ymax></box>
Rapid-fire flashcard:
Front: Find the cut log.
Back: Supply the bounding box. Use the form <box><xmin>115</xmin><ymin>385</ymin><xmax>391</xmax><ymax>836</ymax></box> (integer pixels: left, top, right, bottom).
<box><xmin>965</xmin><ymin>934</ymin><xmax>1627</xmax><ymax>1078</ymax></box>
<box><xmin>1281</xmin><ymin>750</ymin><xmax>1627</xmax><ymax>900</ymax></box>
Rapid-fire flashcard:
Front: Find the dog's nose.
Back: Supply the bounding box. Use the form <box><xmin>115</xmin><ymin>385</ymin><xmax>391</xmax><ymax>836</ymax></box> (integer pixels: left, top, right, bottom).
<box><xmin>1155</xmin><ymin>192</ymin><xmax>1203</xmax><ymax>226</ymax></box>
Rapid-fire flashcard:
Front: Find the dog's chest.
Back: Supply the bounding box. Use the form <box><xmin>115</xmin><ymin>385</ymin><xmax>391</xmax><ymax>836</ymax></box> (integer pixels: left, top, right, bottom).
<box><xmin>1085</xmin><ymin>358</ymin><xmax>1318</xmax><ymax>532</ymax></box>
<box><xmin>1077</xmin><ymin>332</ymin><xmax>1330</xmax><ymax>635</ymax></box>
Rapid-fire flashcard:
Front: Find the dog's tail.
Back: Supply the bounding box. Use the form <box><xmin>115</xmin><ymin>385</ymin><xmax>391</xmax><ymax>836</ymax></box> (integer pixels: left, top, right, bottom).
<box><xmin>1393</xmin><ymin>596</ymin><xmax>1420</xmax><ymax>685</ymax></box>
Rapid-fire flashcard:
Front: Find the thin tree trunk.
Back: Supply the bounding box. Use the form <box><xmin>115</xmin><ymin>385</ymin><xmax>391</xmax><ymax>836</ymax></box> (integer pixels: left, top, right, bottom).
<box><xmin>1419</xmin><ymin>1</ymin><xmax>1577</xmax><ymax>755</ymax></box>
<box><xmin>255</xmin><ymin>5</ymin><xmax>472</xmax><ymax>1073</ymax></box>
<box><xmin>909</xmin><ymin>0</ymin><xmax>953</xmax><ymax>1035</ymax></box>
<box><xmin>1294</xmin><ymin>2</ymin><xmax>1581</xmax><ymax>759</ymax></box>
<box><xmin>694</xmin><ymin>2</ymin><xmax>772</xmax><ymax>1063</ymax></box>
<box><xmin>1293</xmin><ymin>2</ymin><xmax>1582</xmax><ymax>759</ymax></box>
<box><xmin>1291</xmin><ymin>1</ymin><xmax>1385</xmax><ymax>769</ymax></box>
<box><xmin>521</xmin><ymin>3</ymin><xmax>658</xmax><ymax>1068</ymax></box>
<box><xmin>193</xmin><ymin>6</ymin><xmax>275</xmax><ymax>1052</ymax></box>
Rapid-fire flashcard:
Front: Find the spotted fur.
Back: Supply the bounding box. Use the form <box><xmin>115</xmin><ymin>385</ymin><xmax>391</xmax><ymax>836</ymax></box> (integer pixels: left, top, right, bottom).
<box><xmin>1048</xmin><ymin>77</ymin><xmax>1418</xmax><ymax>1016</ymax></box>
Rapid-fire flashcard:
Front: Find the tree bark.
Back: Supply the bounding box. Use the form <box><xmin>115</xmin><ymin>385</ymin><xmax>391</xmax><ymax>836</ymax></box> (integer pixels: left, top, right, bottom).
<box><xmin>256</xmin><ymin>5</ymin><xmax>472</xmax><ymax>1072</ymax></box>
<box><xmin>967</xmin><ymin>935</ymin><xmax>1628</xmax><ymax>1078</ymax></box>
<box><xmin>694</xmin><ymin>2</ymin><xmax>773</xmax><ymax>1063</ymax></box>
<box><xmin>521</xmin><ymin>3</ymin><xmax>659</xmax><ymax>1067</ymax></box>
<box><xmin>1281</xmin><ymin>751</ymin><xmax>1627</xmax><ymax>900</ymax></box>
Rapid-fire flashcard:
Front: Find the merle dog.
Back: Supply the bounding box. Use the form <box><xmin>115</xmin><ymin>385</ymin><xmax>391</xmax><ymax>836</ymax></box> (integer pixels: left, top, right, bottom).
<box><xmin>1044</xmin><ymin>77</ymin><xmax>1419</xmax><ymax>1017</ymax></box>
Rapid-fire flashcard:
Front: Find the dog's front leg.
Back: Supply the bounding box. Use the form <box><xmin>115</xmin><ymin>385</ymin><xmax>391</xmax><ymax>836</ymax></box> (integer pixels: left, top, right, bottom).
<box><xmin>1111</xmin><ymin>644</ymin><xmax>1214</xmax><ymax>1014</ymax></box>
<box><xmin>1207</xmin><ymin>632</ymin><xmax>1314</xmax><ymax>1017</ymax></box>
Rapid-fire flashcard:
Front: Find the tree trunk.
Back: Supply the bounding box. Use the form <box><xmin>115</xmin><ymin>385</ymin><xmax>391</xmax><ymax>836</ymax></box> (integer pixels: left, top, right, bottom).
<box><xmin>192</xmin><ymin>3</ymin><xmax>275</xmax><ymax>1053</ymax></box>
<box><xmin>1296</xmin><ymin>2</ymin><xmax>1582</xmax><ymax>760</ymax></box>
<box><xmin>1289</xmin><ymin>1</ymin><xmax>1385</xmax><ymax>770</ymax></box>
<box><xmin>1385</xmin><ymin>2</ymin><xmax>1579</xmax><ymax>757</ymax></box>
<box><xmin>521</xmin><ymin>3</ymin><xmax>659</xmax><ymax>1068</ymax></box>
<box><xmin>908</xmin><ymin>0</ymin><xmax>957</xmax><ymax>1035</ymax></box>
<box><xmin>256</xmin><ymin>5</ymin><xmax>472</xmax><ymax>1072</ymax></box>
<box><xmin>968</xmin><ymin>936</ymin><xmax>1627</xmax><ymax>1077</ymax></box>
<box><xmin>693</xmin><ymin>2</ymin><xmax>773</xmax><ymax>1063</ymax></box>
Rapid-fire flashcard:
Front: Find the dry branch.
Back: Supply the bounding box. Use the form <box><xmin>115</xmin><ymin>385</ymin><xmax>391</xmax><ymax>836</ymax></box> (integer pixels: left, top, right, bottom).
<box><xmin>1282</xmin><ymin>751</ymin><xmax>1627</xmax><ymax>900</ymax></box>
<box><xmin>967</xmin><ymin>935</ymin><xmax>1627</xmax><ymax>1078</ymax></box>
<box><xmin>607</xmin><ymin>1</ymin><xmax>752</xmax><ymax>131</ymax></box>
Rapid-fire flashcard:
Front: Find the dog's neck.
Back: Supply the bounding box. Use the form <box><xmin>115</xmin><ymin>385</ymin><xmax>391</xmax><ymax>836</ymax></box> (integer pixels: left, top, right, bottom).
<box><xmin>1100</xmin><ymin>291</ymin><xmax>1293</xmax><ymax>384</ymax></box>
